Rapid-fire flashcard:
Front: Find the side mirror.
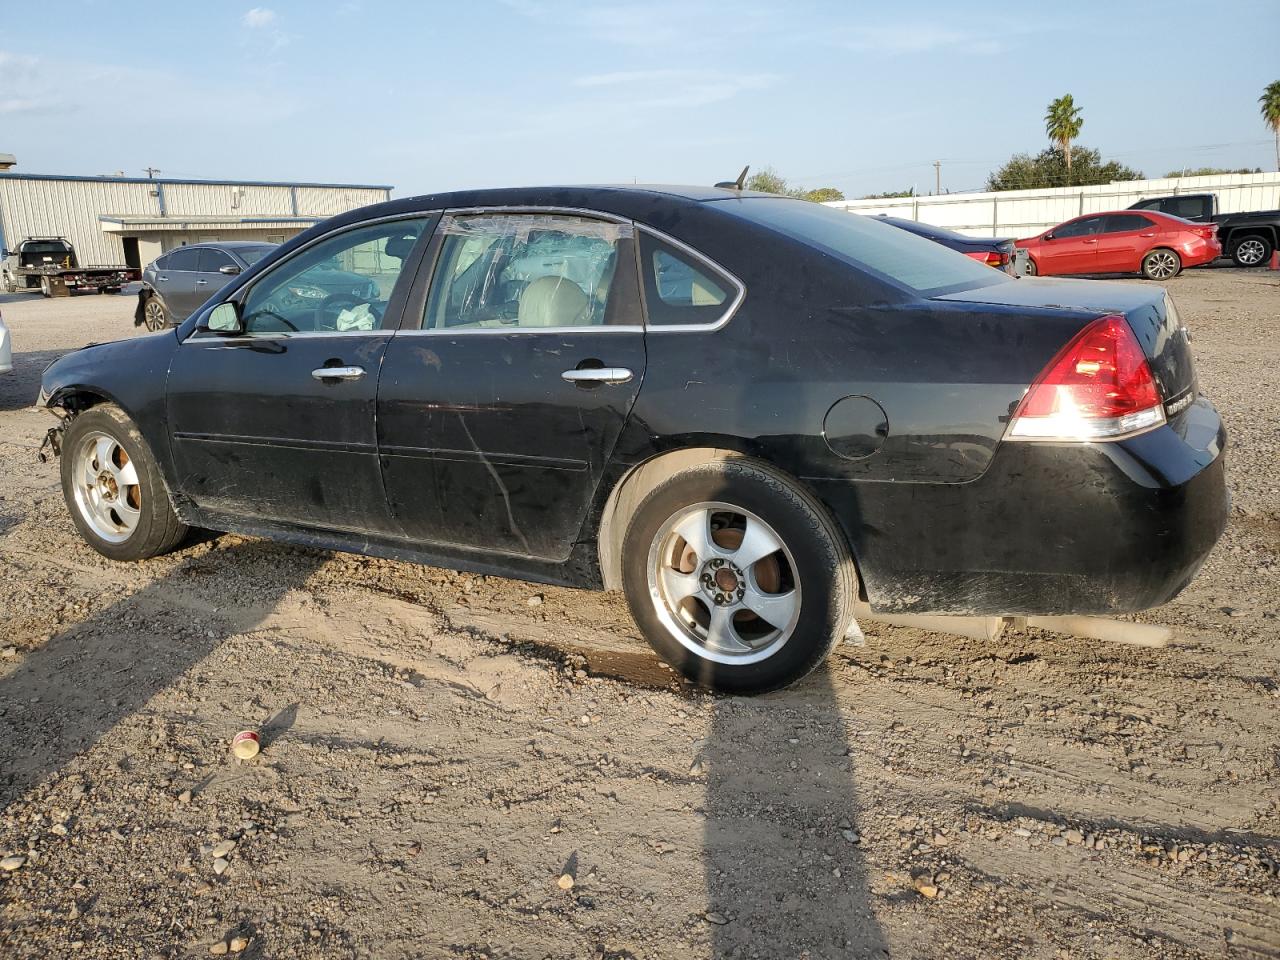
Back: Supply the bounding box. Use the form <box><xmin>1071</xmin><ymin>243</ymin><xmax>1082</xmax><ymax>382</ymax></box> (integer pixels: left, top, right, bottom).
<box><xmin>219</xmin><ymin>264</ymin><xmax>242</xmax><ymax>276</ymax></box>
<box><xmin>1043</xmin><ymin>233</ymin><xmax>1054</xmax><ymax>242</ymax></box>
<box><xmin>206</xmin><ymin>302</ymin><xmax>244</xmax><ymax>335</ymax></box>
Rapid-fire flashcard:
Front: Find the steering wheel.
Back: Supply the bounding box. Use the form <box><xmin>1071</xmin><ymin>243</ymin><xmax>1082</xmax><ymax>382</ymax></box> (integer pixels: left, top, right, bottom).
<box><xmin>316</xmin><ymin>293</ymin><xmax>381</xmax><ymax>331</ymax></box>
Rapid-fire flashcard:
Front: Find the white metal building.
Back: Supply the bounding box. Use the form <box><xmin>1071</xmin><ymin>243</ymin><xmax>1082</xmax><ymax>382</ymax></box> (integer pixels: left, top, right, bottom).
<box><xmin>826</xmin><ymin>171</ymin><xmax>1280</xmax><ymax>238</ymax></box>
<box><xmin>0</xmin><ymin>164</ymin><xmax>392</xmax><ymax>270</ymax></box>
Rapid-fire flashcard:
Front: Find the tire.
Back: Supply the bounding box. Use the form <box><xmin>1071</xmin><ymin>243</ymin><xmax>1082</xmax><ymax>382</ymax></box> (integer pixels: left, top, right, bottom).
<box><xmin>142</xmin><ymin>296</ymin><xmax>168</xmax><ymax>331</ymax></box>
<box><xmin>620</xmin><ymin>456</ymin><xmax>857</xmax><ymax>694</ymax></box>
<box><xmin>1</xmin><ymin>272</ymin><xmax>13</xmax><ymax>294</ymax></box>
<box><xmin>60</xmin><ymin>403</ymin><xmax>188</xmax><ymax>561</ymax></box>
<box><xmin>1023</xmin><ymin>257</ymin><xmax>1037</xmax><ymax>277</ymax></box>
<box><xmin>40</xmin><ymin>276</ymin><xmax>51</xmax><ymax>298</ymax></box>
<box><xmin>1141</xmin><ymin>248</ymin><xmax>1181</xmax><ymax>281</ymax></box>
<box><xmin>1230</xmin><ymin>234</ymin><xmax>1271</xmax><ymax>268</ymax></box>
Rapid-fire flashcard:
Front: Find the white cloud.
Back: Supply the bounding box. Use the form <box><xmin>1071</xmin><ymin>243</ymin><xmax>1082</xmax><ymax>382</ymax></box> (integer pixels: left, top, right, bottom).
<box><xmin>573</xmin><ymin>69</ymin><xmax>777</xmax><ymax>109</ymax></box>
<box><xmin>241</xmin><ymin>7</ymin><xmax>277</xmax><ymax>29</ymax></box>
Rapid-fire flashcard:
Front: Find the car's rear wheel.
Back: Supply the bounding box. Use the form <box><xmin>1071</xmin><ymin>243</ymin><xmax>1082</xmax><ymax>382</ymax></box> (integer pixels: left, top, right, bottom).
<box><xmin>621</xmin><ymin>457</ymin><xmax>856</xmax><ymax>694</ymax></box>
<box><xmin>1231</xmin><ymin>235</ymin><xmax>1271</xmax><ymax>268</ymax></box>
<box><xmin>143</xmin><ymin>296</ymin><xmax>168</xmax><ymax>331</ymax></box>
<box><xmin>60</xmin><ymin>404</ymin><xmax>188</xmax><ymax>561</ymax></box>
<box><xmin>1141</xmin><ymin>248</ymin><xmax>1181</xmax><ymax>281</ymax></box>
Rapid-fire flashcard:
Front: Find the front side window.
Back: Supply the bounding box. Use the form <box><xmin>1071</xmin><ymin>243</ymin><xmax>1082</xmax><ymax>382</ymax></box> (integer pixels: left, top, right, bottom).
<box><xmin>1053</xmin><ymin>217</ymin><xmax>1104</xmax><ymax>239</ymax></box>
<box><xmin>197</xmin><ymin>249</ymin><xmax>235</xmax><ymax>273</ymax></box>
<box><xmin>423</xmin><ymin>214</ymin><xmax>640</xmax><ymax>331</ymax></box>
<box><xmin>1104</xmin><ymin>214</ymin><xmax>1152</xmax><ymax>234</ymax></box>
<box><xmin>638</xmin><ymin>234</ymin><xmax>736</xmax><ymax>327</ymax></box>
<box><xmin>167</xmin><ymin>248</ymin><xmax>201</xmax><ymax>271</ymax></box>
<box><xmin>238</xmin><ymin>218</ymin><xmax>428</xmax><ymax>335</ymax></box>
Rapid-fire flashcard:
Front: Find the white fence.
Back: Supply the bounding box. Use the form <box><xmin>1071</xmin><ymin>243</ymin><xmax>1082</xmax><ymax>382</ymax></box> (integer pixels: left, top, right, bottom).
<box><xmin>825</xmin><ymin>172</ymin><xmax>1280</xmax><ymax>238</ymax></box>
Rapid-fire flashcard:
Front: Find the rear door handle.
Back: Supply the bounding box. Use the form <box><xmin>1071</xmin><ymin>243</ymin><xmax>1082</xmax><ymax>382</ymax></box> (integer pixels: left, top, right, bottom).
<box><xmin>195</xmin><ymin>279</ymin><xmax>209</xmax><ymax>285</ymax></box>
<box><xmin>311</xmin><ymin>365</ymin><xmax>366</xmax><ymax>381</ymax></box>
<box><xmin>561</xmin><ymin>367</ymin><xmax>633</xmax><ymax>385</ymax></box>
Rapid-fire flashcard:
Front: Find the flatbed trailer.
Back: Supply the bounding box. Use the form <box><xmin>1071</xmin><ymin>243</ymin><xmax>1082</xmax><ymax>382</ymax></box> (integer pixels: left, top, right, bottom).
<box><xmin>2</xmin><ymin>237</ymin><xmax>139</xmax><ymax>296</ymax></box>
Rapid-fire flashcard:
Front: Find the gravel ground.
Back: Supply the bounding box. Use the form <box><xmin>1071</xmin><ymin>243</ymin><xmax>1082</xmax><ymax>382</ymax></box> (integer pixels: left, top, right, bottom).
<box><xmin>0</xmin><ymin>271</ymin><xmax>1277</xmax><ymax>960</ymax></box>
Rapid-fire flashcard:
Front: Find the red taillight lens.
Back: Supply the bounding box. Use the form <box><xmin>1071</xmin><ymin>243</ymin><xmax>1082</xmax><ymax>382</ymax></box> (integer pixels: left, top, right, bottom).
<box><xmin>1191</xmin><ymin>225</ymin><xmax>1216</xmax><ymax>239</ymax></box>
<box><xmin>1008</xmin><ymin>314</ymin><xmax>1166</xmax><ymax>440</ymax></box>
<box><xmin>965</xmin><ymin>250</ymin><xmax>1006</xmax><ymax>267</ymax></box>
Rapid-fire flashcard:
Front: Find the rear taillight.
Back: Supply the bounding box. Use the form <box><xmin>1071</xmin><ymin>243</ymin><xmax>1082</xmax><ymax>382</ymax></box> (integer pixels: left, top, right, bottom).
<box><xmin>1191</xmin><ymin>225</ymin><xmax>1216</xmax><ymax>239</ymax></box>
<box><xmin>1007</xmin><ymin>314</ymin><xmax>1165</xmax><ymax>441</ymax></box>
<box><xmin>965</xmin><ymin>250</ymin><xmax>1007</xmax><ymax>268</ymax></box>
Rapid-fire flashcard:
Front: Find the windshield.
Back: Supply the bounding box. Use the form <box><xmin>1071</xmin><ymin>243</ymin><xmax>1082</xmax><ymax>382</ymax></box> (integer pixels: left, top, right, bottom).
<box><xmin>718</xmin><ymin>198</ymin><xmax>1009</xmax><ymax>296</ymax></box>
<box><xmin>236</xmin><ymin>245</ymin><xmax>276</xmax><ymax>266</ymax></box>
<box><xmin>22</xmin><ymin>241</ymin><xmax>72</xmax><ymax>255</ymax></box>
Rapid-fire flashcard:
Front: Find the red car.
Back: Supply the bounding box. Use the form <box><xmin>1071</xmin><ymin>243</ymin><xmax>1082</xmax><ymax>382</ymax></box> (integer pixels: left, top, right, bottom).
<box><xmin>1019</xmin><ymin>211</ymin><xmax>1221</xmax><ymax>280</ymax></box>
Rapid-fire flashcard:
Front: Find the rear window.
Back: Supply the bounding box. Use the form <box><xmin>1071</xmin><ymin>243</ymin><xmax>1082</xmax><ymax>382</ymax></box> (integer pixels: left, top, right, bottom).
<box><xmin>723</xmin><ymin>198</ymin><xmax>1007</xmax><ymax>296</ymax></box>
<box><xmin>22</xmin><ymin>241</ymin><xmax>72</xmax><ymax>255</ymax></box>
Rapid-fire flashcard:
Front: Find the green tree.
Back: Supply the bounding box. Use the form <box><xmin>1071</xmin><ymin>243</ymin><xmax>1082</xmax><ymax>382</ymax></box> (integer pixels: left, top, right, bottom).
<box><xmin>861</xmin><ymin>188</ymin><xmax>915</xmax><ymax>199</ymax></box>
<box><xmin>986</xmin><ymin>146</ymin><xmax>1143</xmax><ymax>191</ymax></box>
<box><xmin>1260</xmin><ymin>80</ymin><xmax>1280</xmax><ymax>171</ymax></box>
<box><xmin>744</xmin><ymin>166</ymin><xmax>845</xmax><ymax>202</ymax></box>
<box><xmin>1044</xmin><ymin>94</ymin><xmax>1084</xmax><ymax>181</ymax></box>
<box><xmin>1164</xmin><ymin>166</ymin><xmax>1262</xmax><ymax>177</ymax></box>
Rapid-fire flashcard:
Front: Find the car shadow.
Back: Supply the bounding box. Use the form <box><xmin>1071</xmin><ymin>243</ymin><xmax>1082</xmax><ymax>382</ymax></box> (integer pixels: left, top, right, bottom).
<box><xmin>702</xmin><ymin>665</ymin><xmax>888</xmax><ymax>958</ymax></box>
<box><xmin>0</xmin><ymin>349</ymin><xmax>66</xmax><ymax>413</ymax></box>
<box><xmin>0</xmin><ymin>540</ymin><xmax>325</xmax><ymax>810</ymax></box>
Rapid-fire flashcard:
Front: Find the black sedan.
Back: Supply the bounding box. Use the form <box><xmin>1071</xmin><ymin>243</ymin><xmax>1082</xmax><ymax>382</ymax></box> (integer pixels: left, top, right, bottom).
<box><xmin>38</xmin><ymin>186</ymin><xmax>1228</xmax><ymax>693</ymax></box>
<box><xmin>875</xmin><ymin>215</ymin><xmax>1020</xmax><ymax>274</ymax></box>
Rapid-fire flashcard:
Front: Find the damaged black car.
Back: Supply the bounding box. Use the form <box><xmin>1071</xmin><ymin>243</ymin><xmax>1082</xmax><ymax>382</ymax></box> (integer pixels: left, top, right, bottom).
<box><xmin>38</xmin><ymin>185</ymin><xmax>1229</xmax><ymax>692</ymax></box>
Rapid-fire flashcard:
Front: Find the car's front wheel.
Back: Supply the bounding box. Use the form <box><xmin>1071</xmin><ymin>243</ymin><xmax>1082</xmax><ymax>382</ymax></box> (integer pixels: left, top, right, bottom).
<box><xmin>60</xmin><ymin>404</ymin><xmax>188</xmax><ymax>561</ymax></box>
<box><xmin>143</xmin><ymin>296</ymin><xmax>168</xmax><ymax>331</ymax></box>
<box><xmin>1231</xmin><ymin>235</ymin><xmax>1271</xmax><ymax>268</ymax></box>
<box><xmin>621</xmin><ymin>457</ymin><xmax>856</xmax><ymax>694</ymax></box>
<box><xmin>1141</xmin><ymin>248</ymin><xmax>1181</xmax><ymax>281</ymax></box>
<box><xmin>1023</xmin><ymin>257</ymin><xmax>1037</xmax><ymax>277</ymax></box>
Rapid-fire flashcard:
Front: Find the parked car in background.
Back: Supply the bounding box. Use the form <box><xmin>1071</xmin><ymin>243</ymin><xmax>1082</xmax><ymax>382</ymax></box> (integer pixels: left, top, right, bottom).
<box><xmin>137</xmin><ymin>242</ymin><xmax>278</xmax><ymax>330</ymax></box>
<box><xmin>40</xmin><ymin>186</ymin><xmax>1227</xmax><ymax>693</ymax></box>
<box><xmin>1019</xmin><ymin>211</ymin><xmax>1220</xmax><ymax>280</ymax></box>
<box><xmin>0</xmin><ymin>308</ymin><xmax>11</xmax><ymax>375</ymax></box>
<box><xmin>1128</xmin><ymin>192</ymin><xmax>1280</xmax><ymax>267</ymax></box>
<box><xmin>876</xmin><ymin>215</ymin><xmax>1020</xmax><ymax>275</ymax></box>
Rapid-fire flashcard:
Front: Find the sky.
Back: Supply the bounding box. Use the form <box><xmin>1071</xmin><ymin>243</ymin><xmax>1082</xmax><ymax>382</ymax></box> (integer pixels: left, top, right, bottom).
<box><xmin>1</xmin><ymin>0</ymin><xmax>1277</xmax><ymax>198</ymax></box>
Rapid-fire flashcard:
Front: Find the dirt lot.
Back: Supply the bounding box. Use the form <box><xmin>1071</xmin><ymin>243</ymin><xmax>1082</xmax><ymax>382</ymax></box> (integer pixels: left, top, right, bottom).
<box><xmin>0</xmin><ymin>272</ymin><xmax>1277</xmax><ymax>960</ymax></box>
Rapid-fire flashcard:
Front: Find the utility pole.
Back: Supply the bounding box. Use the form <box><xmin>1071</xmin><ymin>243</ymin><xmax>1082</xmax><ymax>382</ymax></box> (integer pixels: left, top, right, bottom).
<box><xmin>144</xmin><ymin>167</ymin><xmax>161</xmax><ymax>179</ymax></box>
<box><xmin>934</xmin><ymin>160</ymin><xmax>941</xmax><ymax>195</ymax></box>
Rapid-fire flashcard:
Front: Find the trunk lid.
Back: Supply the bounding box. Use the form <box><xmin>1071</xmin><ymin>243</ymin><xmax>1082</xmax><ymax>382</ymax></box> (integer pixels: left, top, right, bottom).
<box><xmin>934</xmin><ymin>277</ymin><xmax>1197</xmax><ymax>414</ymax></box>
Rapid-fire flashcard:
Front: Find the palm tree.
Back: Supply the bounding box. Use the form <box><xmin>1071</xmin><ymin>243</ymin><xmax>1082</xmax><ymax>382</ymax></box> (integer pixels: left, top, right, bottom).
<box><xmin>1044</xmin><ymin>95</ymin><xmax>1084</xmax><ymax>182</ymax></box>
<box><xmin>1261</xmin><ymin>81</ymin><xmax>1280</xmax><ymax>172</ymax></box>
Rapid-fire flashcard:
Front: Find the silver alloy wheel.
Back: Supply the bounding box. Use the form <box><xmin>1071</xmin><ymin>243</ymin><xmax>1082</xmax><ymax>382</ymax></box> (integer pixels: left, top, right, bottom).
<box><xmin>1145</xmin><ymin>250</ymin><xmax>1179</xmax><ymax>280</ymax></box>
<box><xmin>144</xmin><ymin>299</ymin><xmax>166</xmax><ymax>331</ymax></box>
<box><xmin>72</xmin><ymin>431</ymin><xmax>141</xmax><ymax>544</ymax></box>
<box><xmin>646</xmin><ymin>501</ymin><xmax>801</xmax><ymax>665</ymax></box>
<box><xmin>1235</xmin><ymin>238</ymin><xmax>1266</xmax><ymax>266</ymax></box>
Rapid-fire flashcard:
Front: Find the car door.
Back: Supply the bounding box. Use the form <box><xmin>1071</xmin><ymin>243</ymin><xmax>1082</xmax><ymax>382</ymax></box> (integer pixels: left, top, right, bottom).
<box><xmin>1096</xmin><ymin>214</ymin><xmax>1157</xmax><ymax>272</ymax></box>
<box><xmin>157</xmin><ymin>247</ymin><xmax>201</xmax><ymax>319</ymax></box>
<box><xmin>194</xmin><ymin>247</ymin><xmax>240</xmax><ymax>309</ymax></box>
<box><xmin>376</xmin><ymin>211</ymin><xmax>646</xmax><ymax>560</ymax></box>
<box><xmin>1038</xmin><ymin>216</ymin><xmax>1104</xmax><ymax>274</ymax></box>
<box><xmin>166</xmin><ymin>215</ymin><xmax>434</xmax><ymax>534</ymax></box>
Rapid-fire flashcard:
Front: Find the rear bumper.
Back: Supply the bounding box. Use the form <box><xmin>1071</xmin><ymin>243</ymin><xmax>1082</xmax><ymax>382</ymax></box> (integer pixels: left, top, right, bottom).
<box><xmin>812</xmin><ymin>398</ymin><xmax>1229</xmax><ymax>615</ymax></box>
<box><xmin>1179</xmin><ymin>237</ymin><xmax>1222</xmax><ymax>267</ymax></box>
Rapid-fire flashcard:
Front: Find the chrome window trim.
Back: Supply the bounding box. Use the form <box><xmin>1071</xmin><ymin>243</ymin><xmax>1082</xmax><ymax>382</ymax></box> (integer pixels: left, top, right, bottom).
<box><xmin>185</xmin><ymin>329</ymin><xmax>393</xmax><ymax>344</ymax></box>
<box><xmin>180</xmin><ymin>212</ymin><xmax>432</xmax><ymax>345</ymax></box>
<box><xmin>634</xmin><ymin>225</ymin><xmax>745</xmax><ymax>334</ymax></box>
<box><xmin>403</xmin><ymin>209</ymin><xmax>745</xmax><ymax>337</ymax></box>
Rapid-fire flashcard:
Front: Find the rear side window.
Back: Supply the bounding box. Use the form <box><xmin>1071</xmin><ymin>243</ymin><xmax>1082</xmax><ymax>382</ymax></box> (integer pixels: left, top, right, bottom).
<box><xmin>167</xmin><ymin>248</ymin><xmax>200</xmax><ymax>271</ymax></box>
<box><xmin>638</xmin><ymin>234</ymin><xmax>737</xmax><ymax>327</ymax></box>
<box><xmin>723</xmin><ymin>198</ymin><xmax>1005</xmax><ymax>296</ymax></box>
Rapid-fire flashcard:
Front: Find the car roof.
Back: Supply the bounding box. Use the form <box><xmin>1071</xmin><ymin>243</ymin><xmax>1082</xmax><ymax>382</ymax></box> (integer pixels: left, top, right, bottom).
<box><xmin>401</xmin><ymin>184</ymin><xmax>779</xmax><ymax>206</ymax></box>
<box><xmin>170</xmin><ymin>240</ymin><xmax>275</xmax><ymax>250</ymax></box>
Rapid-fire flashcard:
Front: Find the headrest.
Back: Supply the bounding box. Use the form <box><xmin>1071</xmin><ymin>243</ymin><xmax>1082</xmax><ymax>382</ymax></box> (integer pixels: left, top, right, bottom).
<box><xmin>518</xmin><ymin>276</ymin><xmax>589</xmax><ymax>327</ymax></box>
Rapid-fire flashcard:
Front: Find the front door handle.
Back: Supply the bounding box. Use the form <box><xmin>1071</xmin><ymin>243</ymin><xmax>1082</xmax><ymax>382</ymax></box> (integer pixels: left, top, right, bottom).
<box><xmin>561</xmin><ymin>367</ymin><xmax>633</xmax><ymax>385</ymax></box>
<box><xmin>311</xmin><ymin>365</ymin><xmax>366</xmax><ymax>381</ymax></box>
<box><xmin>195</xmin><ymin>279</ymin><xmax>209</xmax><ymax>285</ymax></box>
<box><xmin>1083</xmin><ymin>238</ymin><xmax>1097</xmax><ymax>244</ymax></box>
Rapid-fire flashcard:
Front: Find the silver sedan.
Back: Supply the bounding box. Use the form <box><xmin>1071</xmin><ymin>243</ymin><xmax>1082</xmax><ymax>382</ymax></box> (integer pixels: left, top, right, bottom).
<box><xmin>0</xmin><ymin>309</ymin><xmax>12</xmax><ymax>374</ymax></box>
